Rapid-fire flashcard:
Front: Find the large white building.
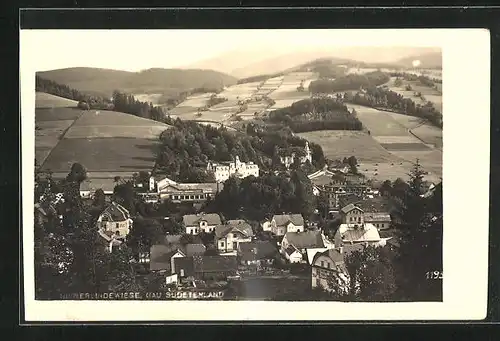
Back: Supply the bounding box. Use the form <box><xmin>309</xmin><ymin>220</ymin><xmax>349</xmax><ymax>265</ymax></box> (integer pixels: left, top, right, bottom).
<box><xmin>206</xmin><ymin>156</ymin><xmax>259</xmax><ymax>183</ymax></box>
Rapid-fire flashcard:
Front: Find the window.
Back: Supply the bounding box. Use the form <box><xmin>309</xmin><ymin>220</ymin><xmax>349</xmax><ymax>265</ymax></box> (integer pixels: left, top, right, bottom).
<box><xmin>220</xmin><ymin>241</ymin><xmax>225</xmax><ymax>247</ymax></box>
<box><xmin>233</xmin><ymin>233</ymin><xmax>237</xmax><ymax>238</ymax></box>
<box><xmin>321</xmin><ymin>261</ymin><xmax>325</xmax><ymax>267</ymax></box>
<box><xmin>358</xmin><ymin>217</ymin><xmax>361</xmax><ymax>222</ymax></box>
<box><xmin>115</xmin><ymin>223</ymin><xmax>119</xmax><ymax>228</ymax></box>
<box><xmin>327</xmin><ymin>262</ymin><xmax>330</xmax><ymax>269</ymax></box>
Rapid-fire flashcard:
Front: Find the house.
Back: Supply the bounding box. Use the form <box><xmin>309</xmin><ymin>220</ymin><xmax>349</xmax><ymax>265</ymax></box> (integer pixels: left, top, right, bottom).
<box><xmin>284</xmin><ymin>245</ymin><xmax>303</xmax><ymax>263</ymax></box>
<box><xmin>207</xmin><ymin>156</ymin><xmax>259</xmax><ymax>183</ymax></box>
<box><xmin>173</xmin><ymin>255</ymin><xmax>238</xmax><ymax>281</ymax></box>
<box><xmin>238</xmin><ymin>241</ymin><xmax>277</xmax><ymax>267</ymax></box>
<box><xmin>215</xmin><ymin>219</ymin><xmax>253</xmax><ymax>253</ymax></box>
<box><xmin>151</xmin><ymin>176</ymin><xmax>223</xmax><ymax>203</ymax></box>
<box><xmin>339</xmin><ymin>203</ymin><xmax>365</xmax><ymax>225</ymax></box>
<box><xmin>280</xmin><ymin>230</ymin><xmax>326</xmax><ymax>263</ymax></box>
<box><xmin>334</xmin><ymin>221</ymin><xmax>390</xmax><ymax>249</ymax></box>
<box><xmin>363</xmin><ymin>212</ymin><xmax>392</xmax><ymax>230</ymax></box>
<box><xmin>149</xmin><ymin>242</ymin><xmax>206</xmax><ymax>274</ymax></box>
<box><xmin>182</xmin><ymin>213</ymin><xmax>222</xmax><ymax>235</ymax></box>
<box><xmin>269</xmin><ymin>214</ymin><xmax>305</xmax><ymax>237</ymax></box>
<box><xmin>340</xmin><ymin>199</ymin><xmax>392</xmax><ymax>231</ymax></box>
<box><xmin>311</xmin><ymin>248</ymin><xmax>350</xmax><ymax>294</ymax></box>
<box><xmin>96</xmin><ymin>202</ymin><xmax>133</xmax><ymax>242</ymax></box>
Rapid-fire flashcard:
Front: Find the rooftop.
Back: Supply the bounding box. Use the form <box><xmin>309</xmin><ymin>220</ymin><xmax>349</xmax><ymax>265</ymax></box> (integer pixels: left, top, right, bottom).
<box><xmin>215</xmin><ymin>220</ymin><xmax>254</xmax><ymax>238</ymax></box>
<box><xmin>99</xmin><ymin>202</ymin><xmax>130</xmax><ymax>222</ymax></box>
<box><xmin>272</xmin><ymin>214</ymin><xmax>304</xmax><ymax>227</ymax></box>
<box><xmin>239</xmin><ymin>241</ymin><xmax>277</xmax><ymax>261</ymax></box>
<box><xmin>183</xmin><ymin>213</ymin><xmax>222</xmax><ymax>227</ymax></box>
<box><xmin>340</xmin><ymin>203</ymin><xmax>363</xmax><ymax>214</ymax></box>
<box><xmin>284</xmin><ymin>230</ymin><xmax>325</xmax><ymax>249</ymax></box>
<box><xmin>336</xmin><ymin>223</ymin><xmax>382</xmax><ymax>244</ymax></box>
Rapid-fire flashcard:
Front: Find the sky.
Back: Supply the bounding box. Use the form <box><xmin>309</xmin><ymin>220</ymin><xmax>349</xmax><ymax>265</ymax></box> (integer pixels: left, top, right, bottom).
<box><xmin>21</xmin><ymin>29</ymin><xmax>442</xmax><ymax>72</ymax></box>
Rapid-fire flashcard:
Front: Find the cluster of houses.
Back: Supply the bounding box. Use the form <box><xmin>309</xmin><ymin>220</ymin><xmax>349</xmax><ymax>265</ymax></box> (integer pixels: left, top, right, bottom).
<box><xmin>36</xmin><ymin>150</ymin><xmax>415</xmax><ymax>295</ymax></box>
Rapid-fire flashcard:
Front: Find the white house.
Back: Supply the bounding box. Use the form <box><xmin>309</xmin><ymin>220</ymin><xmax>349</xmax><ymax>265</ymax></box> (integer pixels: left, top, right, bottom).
<box><xmin>334</xmin><ymin>222</ymin><xmax>390</xmax><ymax>249</ymax></box>
<box><xmin>207</xmin><ymin>156</ymin><xmax>259</xmax><ymax>183</ymax></box>
<box><xmin>96</xmin><ymin>202</ymin><xmax>133</xmax><ymax>241</ymax></box>
<box><xmin>182</xmin><ymin>213</ymin><xmax>222</xmax><ymax>235</ymax></box>
<box><xmin>311</xmin><ymin>248</ymin><xmax>350</xmax><ymax>294</ymax></box>
<box><xmin>215</xmin><ymin>220</ymin><xmax>254</xmax><ymax>253</ymax></box>
<box><xmin>269</xmin><ymin>214</ymin><xmax>305</xmax><ymax>237</ymax></box>
<box><xmin>280</xmin><ymin>230</ymin><xmax>326</xmax><ymax>263</ymax></box>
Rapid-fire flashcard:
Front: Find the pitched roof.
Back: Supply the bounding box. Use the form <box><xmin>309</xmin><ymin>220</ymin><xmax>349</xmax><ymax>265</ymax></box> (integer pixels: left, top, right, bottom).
<box><xmin>239</xmin><ymin>241</ymin><xmax>277</xmax><ymax>261</ymax></box>
<box><xmin>183</xmin><ymin>213</ymin><xmax>222</xmax><ymax>227</ymax></box>
<box><xmin>312</xmin><ymin>248</ymin><xmax>345</xmax><ymax>266</ymax></box>
<box><xmin>337</xmin><ymin>223</ymin><xmax>382</xmax><ymax>243</ymax></box>
<box><xmin>100</xmin><ymin>202</ymin><xmax>130</xmax><ymax>222</ymax></box>
<box><xmin>363</xmin><ymin>212</ymin><xmax>391</xmax><ymax>222</ymax></box>
<box><xmin>215</xmin><ymin>220</ymin><xmax>254</xmax><ymax>238</ymax></box>
<box><xmin>356</xmin><ymin>197</ymin><xmax>391</xmax><ymax>213</ymax></box>
<box><xmin>342</xmin><ymin>243</ymin><xmax>366</xmax><ymax>256</ymax></box>
<box><xmin>192</xmin><ymin>255</ymin><xmax>238</xmax><ymax>273</ymax></box>
<box><xmin>185</xmin><ymin>243</ymin><xmax>206</xmax><ymax>257</ymax></box>
<box><xmin>149</xmin><ymin>244</ymin><xmax>186</xmax><ymax>271</ymax></box>
<box><xmin>338</xmin><ymin>194</ymin><xmax>363</xmax><ymax>208</ymax></box>
<box><xmin>273</xmin><ymin>214</ymin><xmax>304</xmax><ymax>227</ymax></box>
<box><xmin>284</xmin><ymin>231</ymin><xmax>325</xmax><ymax>249</ymax></box>
<box><xmin>340</xmin><ymin>203</ymin><xmax>363</xmax><ymax>214</ymax></box>
<box><xmin>306</xmin><ymin>248</ymin><xmax>329</xmax><ymax>265</ymax></box>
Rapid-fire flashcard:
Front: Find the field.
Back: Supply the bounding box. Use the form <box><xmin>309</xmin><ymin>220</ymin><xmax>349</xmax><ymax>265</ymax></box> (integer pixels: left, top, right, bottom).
<box><xmin>35</xmin><ymin>92</ymin><xmax>78</xmax><ymax>108</ymax></box>
<box><xmin>410</xmin><ymin>124</ymin><xmax>443</xmax><ymax>149</ymax></box>
<box><xmin>386</xmin><ymin>77</ymin><xmax>443</xmax><ymax>113</ymax></box>
<box><xmin>133</xmin><ymin>93</ymin><xmax>164</xmax><ymax>105</ymax></box>
<box><xmin>346</xmin><ymin>104</ymin><xmax>409</xmax><ymax>136</ymax></box>
<box><xmin>297</xmin><ymin>130</ymin><xmax>397</xmax><ymax>163</ymax></box>
<box><xmin>42</xmin><ymin>137</ymin><xmax>160</xmax><ymax>173</ymax></box>
<box><xmin>35</xmin><ymin>93</ymin><xmax>170</xmax><ymax>174</ymax></box>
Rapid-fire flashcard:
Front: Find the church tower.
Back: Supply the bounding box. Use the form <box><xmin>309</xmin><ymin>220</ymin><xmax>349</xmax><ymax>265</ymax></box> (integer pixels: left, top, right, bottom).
<box><xmin>304</xmin><ymin>142</ymin><xmax>312</xmax><ymax>163</ymax></box>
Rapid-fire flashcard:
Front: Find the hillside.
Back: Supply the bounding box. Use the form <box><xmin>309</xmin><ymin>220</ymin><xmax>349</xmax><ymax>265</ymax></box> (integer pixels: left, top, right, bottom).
<box><xmin>393</xmin><ymin>52</ymin><xmax>442</xmax><ymax>69</ymax></box>
<box><xmin>37</xmin><ymin>67</ymin><xmax>238</xmax><ymax>98</ymax></box>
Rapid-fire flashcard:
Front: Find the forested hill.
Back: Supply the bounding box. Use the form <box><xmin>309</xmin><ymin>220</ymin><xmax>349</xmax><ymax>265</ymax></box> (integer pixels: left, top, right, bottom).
<box><xmin>37</xmin><ymin>67</ymin><xmax>238</xmax><ymax>98</ymax></box>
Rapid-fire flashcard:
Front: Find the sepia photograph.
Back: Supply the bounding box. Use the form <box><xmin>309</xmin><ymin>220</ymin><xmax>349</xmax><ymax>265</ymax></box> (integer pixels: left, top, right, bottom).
<box><xmin>21</xmin><ymin>28</ymin><xmax>490</xmax><ymax>321</ymax></box>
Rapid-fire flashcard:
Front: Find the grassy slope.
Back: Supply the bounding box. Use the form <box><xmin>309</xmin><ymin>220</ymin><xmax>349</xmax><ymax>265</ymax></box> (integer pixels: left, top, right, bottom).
<box><xmin>37</xmin><ymin>67</ymin><xmax>238</xmax><ymax>97</ymax></box>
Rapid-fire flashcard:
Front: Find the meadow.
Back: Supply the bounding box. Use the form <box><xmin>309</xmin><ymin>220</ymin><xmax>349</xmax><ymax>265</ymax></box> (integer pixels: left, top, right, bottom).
<box><xmin>42</xmin><ymin>137</ymin><xmax>160</xmax><ymax>173</ymax></box>
<box><xmin>35</xmin><ymin>92</ymin><xmax>78</xmax><ymax>108</ymax></box>
<box><xmin>35</xmin><ymin>94</ymin><xmax>171</xmax><ymax>174</ymax></box>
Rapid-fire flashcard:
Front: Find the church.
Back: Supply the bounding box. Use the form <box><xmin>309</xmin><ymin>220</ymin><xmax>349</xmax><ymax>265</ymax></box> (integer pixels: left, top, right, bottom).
<box><xmin>279</xmin><ymin>142</ymin><xmax>313</xmax><ymax>168</ymax></box>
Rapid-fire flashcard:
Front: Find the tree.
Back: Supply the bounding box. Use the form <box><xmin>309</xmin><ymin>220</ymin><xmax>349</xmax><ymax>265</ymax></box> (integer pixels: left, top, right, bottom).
<box><xmin>343</xmin><ymin>245</ymin><xmax>397</xmax><ymax>301</ymax></box>
<box><xmin>66</xmin><ymin>162</ymin><xmax>87</xmax><ymax>184</ymax></box>
<box><xmin>391</xmin><ymin>160</ymin><xmax>443</xmax><ymax>301</ymax></box>
<box><xmin>290</xmin><ymin>170</ymin><xmax>315</xmax><ymax>219</ymax></box>
<box><xmin>113</xmin><ymin>181</ymin><xmax>136</xmax><ymax>215</ymax></box>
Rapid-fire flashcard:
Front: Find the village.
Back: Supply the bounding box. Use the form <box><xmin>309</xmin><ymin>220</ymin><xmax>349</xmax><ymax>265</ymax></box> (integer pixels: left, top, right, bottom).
<box><xmin>34</xmin><ymin>138</ymin><xmax>439</xmax><ymax>300</ymax></box>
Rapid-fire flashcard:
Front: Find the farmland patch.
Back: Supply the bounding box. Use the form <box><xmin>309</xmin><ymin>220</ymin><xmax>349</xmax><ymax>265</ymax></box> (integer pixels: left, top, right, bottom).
<box><xmin>35</xmin><ymin>92</ymin><xmax>79</xmax><ymax>109</ymax></box>
<box><xmin>297</xmin><ymin>130</ymin><xmax>398</xmax><ymax>163</ymax></box>
<box><xmin>35</xmin><ymin>107</ymin><xmax>84</xmax><ymax>122</ymax></box>
<box><xmin>64</xmin><ymin>125</ymin><xmax>168</xmax><ymax>139</ymax></box>
<box><xmin>345</xmin><ymin>104</ymin><xmax>408</xmax><ymax>136</ymax></box>
<box><xmin>380</xmin><ymin>143</ymin><xmax>431</xmax><ymax>151</ymax></box>
<box><xmin>410</xmin><ymin>124</ymin><xmax>443</xmax><ymax>149</ymax></box>
<box><xmin>41</xmin><ymin>137</ymin><xmax>161</xmax><ymax>173</ymax></box>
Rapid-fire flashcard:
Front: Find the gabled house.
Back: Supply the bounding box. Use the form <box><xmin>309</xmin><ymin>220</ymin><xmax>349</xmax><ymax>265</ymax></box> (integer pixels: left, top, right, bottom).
<box><xmin>339</xmin><ymin>203</ymin><xmax>365</xmax><ymax>225</ymax></box>
<box><xmin>269</xmin><ymin>214</ymin><xmax>305</xmax><ymax>237</ymax></box>
<box><xmin>215</xmin><ymin>219</ymin><xmax>253</xmax><ymax>253</ymax></box>
<box><xmin>311</xmin><ymin>248</ymin><xmax>350</xmax><ymax>294</ymax></box>
<box><xmin>280</xmin><ymin>230</ymin><xmax>326</xmax><ymax>263</ymax></box>
<box><xmin>96</xmin><ymin>202</ymin><xmax>133</xmax><ymax>247</ymax></box>
<box><xmin>149</xmin><ymin>242</ymin><xmax>206</xmax><ymax>274</ymax></box>
<box><xmin>182</xmin><ymin>213</ymin><xmax>222</xmax><ymax>235</ymax></box>
<box><xmin>173</xmin><ymin>255</ymin><xmax>238</xmax><ymax>281</ymax></box>
<box><xmin>334</xmin><ymin>221</ymin><xmax>389</xmax><ymax>249</ymax></box>
<box><xmin>238</xmin><ymin>241</ymin><xmax>277</xmax><ymax>267</ymax></box>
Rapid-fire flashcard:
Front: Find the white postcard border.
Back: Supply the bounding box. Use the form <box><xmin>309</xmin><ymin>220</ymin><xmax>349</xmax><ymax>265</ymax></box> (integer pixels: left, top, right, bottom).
<box><xmin>20</xmin><ymin>28</ymin><xmax>490</xmax><ymax>321</ymax></box>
